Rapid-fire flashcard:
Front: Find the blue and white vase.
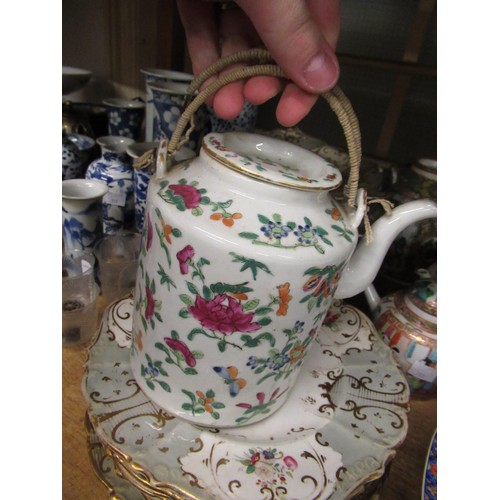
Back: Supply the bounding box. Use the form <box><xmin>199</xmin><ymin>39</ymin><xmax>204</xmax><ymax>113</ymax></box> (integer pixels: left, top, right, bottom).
<box><xmin>62</xmin><ymin>179</ymin><xmax>108</xmax><ymax>255</ymax></box>
<box><xmin>103</xmin><ymin>98</ymin><xmax>145</xmax><ymax>140</ymax></box>
<box><xmin>207</xmin><ymin>100</ymin><xmax>258</xmax><ymax>133</ymax></box>
<box><xmin>62</xmin><ymin>132</ymin><xmax>96</xmax><ymax>180</ymax></box>
<box><xmin>85</xmin><ymin>136</ymin><xmax>136</xmax><ymax>235</ymax></box>
<box><xmin>127</xmin><ymin>141</ymin><xmax>196</xmax><ymax>233</ymax></box>
<box><xmin>141</xmin><ymin>68</ymin><xmax>193</xmax><ymax>142</ymax></box>
<box><xmin>150</xmin><ymin>81</ymin><xmax>209</xmax><ymax>152</ymax></box>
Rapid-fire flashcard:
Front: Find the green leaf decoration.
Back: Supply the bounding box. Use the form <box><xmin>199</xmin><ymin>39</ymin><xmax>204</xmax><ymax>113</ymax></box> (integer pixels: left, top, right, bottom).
<box><xmin>191</xmin><ymin>207</ymin><xmax>203</xmax><ymax>216</ymax></box>
<box><xmin>171</xmin><ymin>330</ymin><xmax>180</xmax><ymax>340</ymax></box>
<box><xmin>313</xmin><ymin>243</ymin><xmax>325</xmax><ymax>254</ymax></box>
<box><xmin>187</xmin><ymin>282</ymin><xmax>199</xmax><ymax>295</ymax></box>
<box><xmin>218</xmin><ymin>200</ymin><xmax>233</xmax><ymax>209</ymax></box>
<box><xmin>230</xmin><ymin>252</ymin><xmax>274</xmax><ymax>280</ymax></box>
<box><xmin>199</xmin><ymin>257</ymin><xmax>210</xmax><ymax>266</ymax></box>
<box><xmin>179</xmin><ymin>308</ymin><xmax>190</xmax><ymax>318</ymax></box>
<box><xmin>206</xmin><ymin>389</ymin><xmax>215</xmax><ymax>398</ymax></box>
<box><xmin>158</xmin><ymin>381</ymin><xmax>171</xmax><ymax>392</ymax></box>
<box><xmin>194</xmin><ymin>408</ymin><xmax>205</xmax><ymax>414</ymax></box>
<box><xmin>212</xmin><ymin>412</ymin><xmax>220</xmax><ymax>420</ymax></box>
<box><xmin>180</xmin><ymin>294</ymin><xmax>194</xmax><ymax>306</ymax></box>
<box><xmin>304</xmin><ymin>216</ymin><xmax>313</xmax><ymax>227</ymax></box>
<box><xmin>239</xmin><ymin>232</ymin><xmax>259</xmax><ymax>240</ymax></box>
<box><xmin>272</xmin><ymin>213</ymin><xmax>282</xmax><ymax>223</ymax></box>
<box><xmin>246</xmin><ymin>465</ymin><xmax>256</xmax><ymax>474</ymax></box>
<box><xmin>183</xmin><ymin>368</ymin><xmax>198</xmax><ymax>375</ymax></box>
<box><xmin>258</xmin><ymin>317</ymin><xmax>272</xmax><ymax>326</ymax></box>
<box><xmin>304</xmin><ymin>266</ymin><xmax>322</xmax><ymax>276</ymax></box>
<box><xmin>258</xmin><ymin>214</ymin><xmax>270</xmax><ymax>224</ymax></box>
<box><xmin>241</xmin><ymin>332</ymin><xmax>276</xmax><ymax>348</ymax></box>
<box><xmin>182</xmin><ymin>389</ymin><xmax>196</xmax><ymax>402</ymax></box>
<box><xmin>217</xmin><ymin>340</ymin><xmax>227</xmax><ymax>352</ymax></box>
<box><xmin>182</xmin><ymin>403</ymin><xmax>192</xmax><ymax>411</ymax></box>
<box><xmin>255</xmin><ymin>306</ymin><xmax>273</xmax><ymax>315</ymax></box>
<box><xmin>187</xmin><ymin>328</ymin><xmax>207</xmax><ymax>340</ymax></box>
<box><xmin>146</xmin><ymin>380</ymin><xmax>155</xmax><ymax>391</ymax></box>
<box><xmin>243</xmin><ymin>299</ymin><xmax>260</xmax><ymax>311</ymax></box>
<box><xmin>200</xmin><ymin>196</ymin><xmax>211</xmax><ymax>205</ymax></box>
<box><xmin>286</xmin><ymin>221</ymin><xmax>297</xmax><ymax>230</ymax></box>
<box><xmin>172</xmin><ymin>228</ymin><xmax>182</xmax><ymax>237</ymax></box>
<box><xmin>202</xmin><ymin>285</ymin><xmax>212</xmax><ymax>300</ymax></box>
<box><xmin>212</xmin><ymin>402</ymin><xmax>225</xmax><ymax>409</ymax></box>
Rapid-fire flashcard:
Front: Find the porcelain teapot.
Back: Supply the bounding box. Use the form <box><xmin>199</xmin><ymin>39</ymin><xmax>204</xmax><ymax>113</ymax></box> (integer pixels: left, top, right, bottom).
<box><xmin>129</xmin><ymin>51</ymin><xmax>437</xmax><ymax>427</ymax></box>
<box><xmin>365</xmin><ymin>269</ymin><xmax>437</xmax><ymax>395</ymax></box>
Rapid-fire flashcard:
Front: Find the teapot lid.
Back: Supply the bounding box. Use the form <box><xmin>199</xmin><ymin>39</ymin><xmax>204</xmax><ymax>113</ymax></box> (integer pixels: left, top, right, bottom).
<box><xmin>406</xmin><ymin>279</ymin><xmax>437</xmax><ymax>318</ymax></box>
<box><xmin>202</xmin><ymin>132</ymin><xmax>343</xmax><ymax>191</ymax></box>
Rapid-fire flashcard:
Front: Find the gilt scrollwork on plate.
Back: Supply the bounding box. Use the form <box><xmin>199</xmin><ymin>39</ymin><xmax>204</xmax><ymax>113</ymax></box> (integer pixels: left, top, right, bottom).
<box><xmin>83</xmin><ymin>297</ymin><xmax>409</xmax><ymax>499</ymax></box>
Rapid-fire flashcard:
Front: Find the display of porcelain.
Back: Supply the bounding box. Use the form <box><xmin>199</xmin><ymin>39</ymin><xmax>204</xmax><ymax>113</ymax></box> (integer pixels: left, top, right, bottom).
<box><xmin>126</xmin><ymin>142</ymin><xmax>195</xmax><ymax>232</ymax></box>
<box><xmin>365</xmin><ymin>270</ymin><xmax>437</xmax><ymax>395</ymax></box>
<box><xmin>84</xmin><ymin>296</ymin><xmax>410</xmax><ymax>500</ymax></box>
<box><xmin>102</xmin><ymin>98</ymin><xmax>145</xmax><ymax>140</ymax></box>
<box><xmin>141</xmin><ymin>67</ymin><xmax>194</xmax><ymax>142</ymax></box>
<box><xmin>129</xmin><ymin>131</ymin><xmax>436</xmax><ymax>428</ymax></box>
<box><xmin>62</xmin><ymin>132</ymin><xmax>95</xmax><ymax>180</ymax></box>
<box><xmin>85</xmin><ymin>136</ymin><xmax>135</xmax><ymax>234</ymax></box>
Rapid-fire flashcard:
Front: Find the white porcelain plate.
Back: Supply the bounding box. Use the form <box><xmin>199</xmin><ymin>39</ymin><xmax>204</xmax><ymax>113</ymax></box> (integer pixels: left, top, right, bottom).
<box><xmin>83</xmin><ymin>296</ymin><xmax>409</xmax><ymax>499</ymax></box>
<box><xmin>202</xmin><ymin>132</ymin><xmax>343</xmax><ymax>191</ymax></box>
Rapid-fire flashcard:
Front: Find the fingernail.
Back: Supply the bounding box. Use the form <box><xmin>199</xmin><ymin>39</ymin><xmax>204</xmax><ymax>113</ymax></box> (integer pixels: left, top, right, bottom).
<box><xmin>304</xmin><ymin>51</ymin><xmax>339</xmax><ymax>92</ymax></box>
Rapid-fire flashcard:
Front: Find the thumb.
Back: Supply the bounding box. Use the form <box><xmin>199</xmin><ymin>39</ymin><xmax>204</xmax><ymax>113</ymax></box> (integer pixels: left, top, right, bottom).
<box><xmin>235</xmin><ymin>0</ymin><xmax>340</xmax><ymax>93</ymax></box>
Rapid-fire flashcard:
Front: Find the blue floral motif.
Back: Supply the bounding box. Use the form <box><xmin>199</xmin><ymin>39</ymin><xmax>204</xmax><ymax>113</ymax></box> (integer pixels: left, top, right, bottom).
<box><xmin>260</xmin><ymin>221</ymin><xmax>292</xmax><ymax>240</ymax></box>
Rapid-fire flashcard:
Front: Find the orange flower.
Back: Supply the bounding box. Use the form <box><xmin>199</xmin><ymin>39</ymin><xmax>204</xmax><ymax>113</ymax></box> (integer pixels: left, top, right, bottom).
<box><xmin>228</xmin><ymin>292</ymin><xmax>248</xmax><ymax>301</ymax></box>
<box><xmin>330</xmin><ymin>208</ymin><xmax>342</xmax><ymax>220</ymax></box>
<box><xmin>196</xmin><ymin>391</ymin><xmax>215</xmax><ymax>413</ymax></box>
<box><xmin>161</xmin><ymin>222</ymin><xmax>173</xmax><ymax>244</ymax></box>
<box><xmin>276</xmin><ymin>282</ymin><xmax>292</xmax><ymax>316</ymax></box>
<box><xmin>210</xmin><ymin>212</ymin><xmax>242</xmax><ymax>227</ymax></box>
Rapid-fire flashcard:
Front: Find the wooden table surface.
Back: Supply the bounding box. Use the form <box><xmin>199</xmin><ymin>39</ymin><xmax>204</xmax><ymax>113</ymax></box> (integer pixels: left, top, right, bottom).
<box><xmin>62</xmin><ymin>303</ymin><xmax>437</xmax><ymax>500</ymax></box>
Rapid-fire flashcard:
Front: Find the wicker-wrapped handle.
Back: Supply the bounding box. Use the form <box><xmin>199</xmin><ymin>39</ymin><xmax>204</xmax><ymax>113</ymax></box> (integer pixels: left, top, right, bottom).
<box><xmin>166</xmin><ymin>49</ymin><xmax>361</xmax><ymax>207</ymax></box>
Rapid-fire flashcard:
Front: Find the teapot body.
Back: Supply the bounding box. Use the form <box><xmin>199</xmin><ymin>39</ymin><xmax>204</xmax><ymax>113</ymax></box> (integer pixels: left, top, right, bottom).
<box><xmin>130</xmin><ymin>132</ymin><xmax>358</xmax><ymax>427</ymax></box>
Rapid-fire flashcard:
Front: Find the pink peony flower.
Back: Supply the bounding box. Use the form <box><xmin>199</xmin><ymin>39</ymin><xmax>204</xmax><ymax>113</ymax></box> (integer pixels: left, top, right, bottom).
<box><xmin>164</xmin><ymin>337</ymin><xmax>196</xmax><ymax>367</ymax></box>
<box><xmin>176</xmin><ymin>245</ymin><xmax>195</xmax><ymax>275</ymax></box>
<box><xmin>188</xmin><ymin>294</ymin><xmax>261</xmax><ymax>335</ymax></box>
<box><xmin>283</xmin><ymin>456</ymin><xmax>298</xmax><ymax>470</ymax></box>
<box><xmin>169</xmin><ymin>184</ymin><xmax>202</xmax><ymax>209</ymax></box>
<box><xmin>145</xmin><ymin>286</ymin><xmax>155</xmax><ymax>320</ymax></box>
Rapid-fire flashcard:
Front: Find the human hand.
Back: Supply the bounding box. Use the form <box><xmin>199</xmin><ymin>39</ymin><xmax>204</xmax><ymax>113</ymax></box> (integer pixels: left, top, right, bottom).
<box><xmin>176</xmin><ymin>0</ymin><xmax>341</xmax><ymax>127</ymax></box>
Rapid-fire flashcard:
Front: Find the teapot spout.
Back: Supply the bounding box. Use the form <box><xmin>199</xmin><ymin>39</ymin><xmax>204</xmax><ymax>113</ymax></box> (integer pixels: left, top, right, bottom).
<box><xmin>335</xmin><ymin>199</ymin><xmax>437</xmax><ymax>299</ymax></box>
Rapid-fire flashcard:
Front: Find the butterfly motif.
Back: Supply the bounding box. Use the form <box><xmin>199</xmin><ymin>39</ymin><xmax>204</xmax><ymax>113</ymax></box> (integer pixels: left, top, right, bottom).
<box><xmin>213</xmin><ymin>366</ymin><xmax>247</xmax><ymax>397</ymax></box>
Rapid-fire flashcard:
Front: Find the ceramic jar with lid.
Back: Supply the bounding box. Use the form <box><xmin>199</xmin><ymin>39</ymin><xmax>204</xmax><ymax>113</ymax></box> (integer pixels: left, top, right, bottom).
<box><xmin>365</xmin><ymin>271</ymin><xmax>437</xmax><ymax>395</ymax></box>
<box><xmin>85</xmin><ymin>136</ymin><xmax>136</xmax><ymax>234</ymax></box>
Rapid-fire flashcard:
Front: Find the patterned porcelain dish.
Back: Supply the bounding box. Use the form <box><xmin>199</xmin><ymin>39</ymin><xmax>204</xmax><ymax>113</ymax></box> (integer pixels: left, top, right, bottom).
<box><xmin>84</xmin><ymin>296</ymin><xmax>410</xmax><ymax>500</ymax></box>
<box><xmin>130</xmin><ymin>131</ymin><xmax>436</xmax><ymax>427</ymax></box>
<box><xmin>422</xmin><ymin>430</ymin><xmax>437</xmax><ymax>499</ymax></box>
